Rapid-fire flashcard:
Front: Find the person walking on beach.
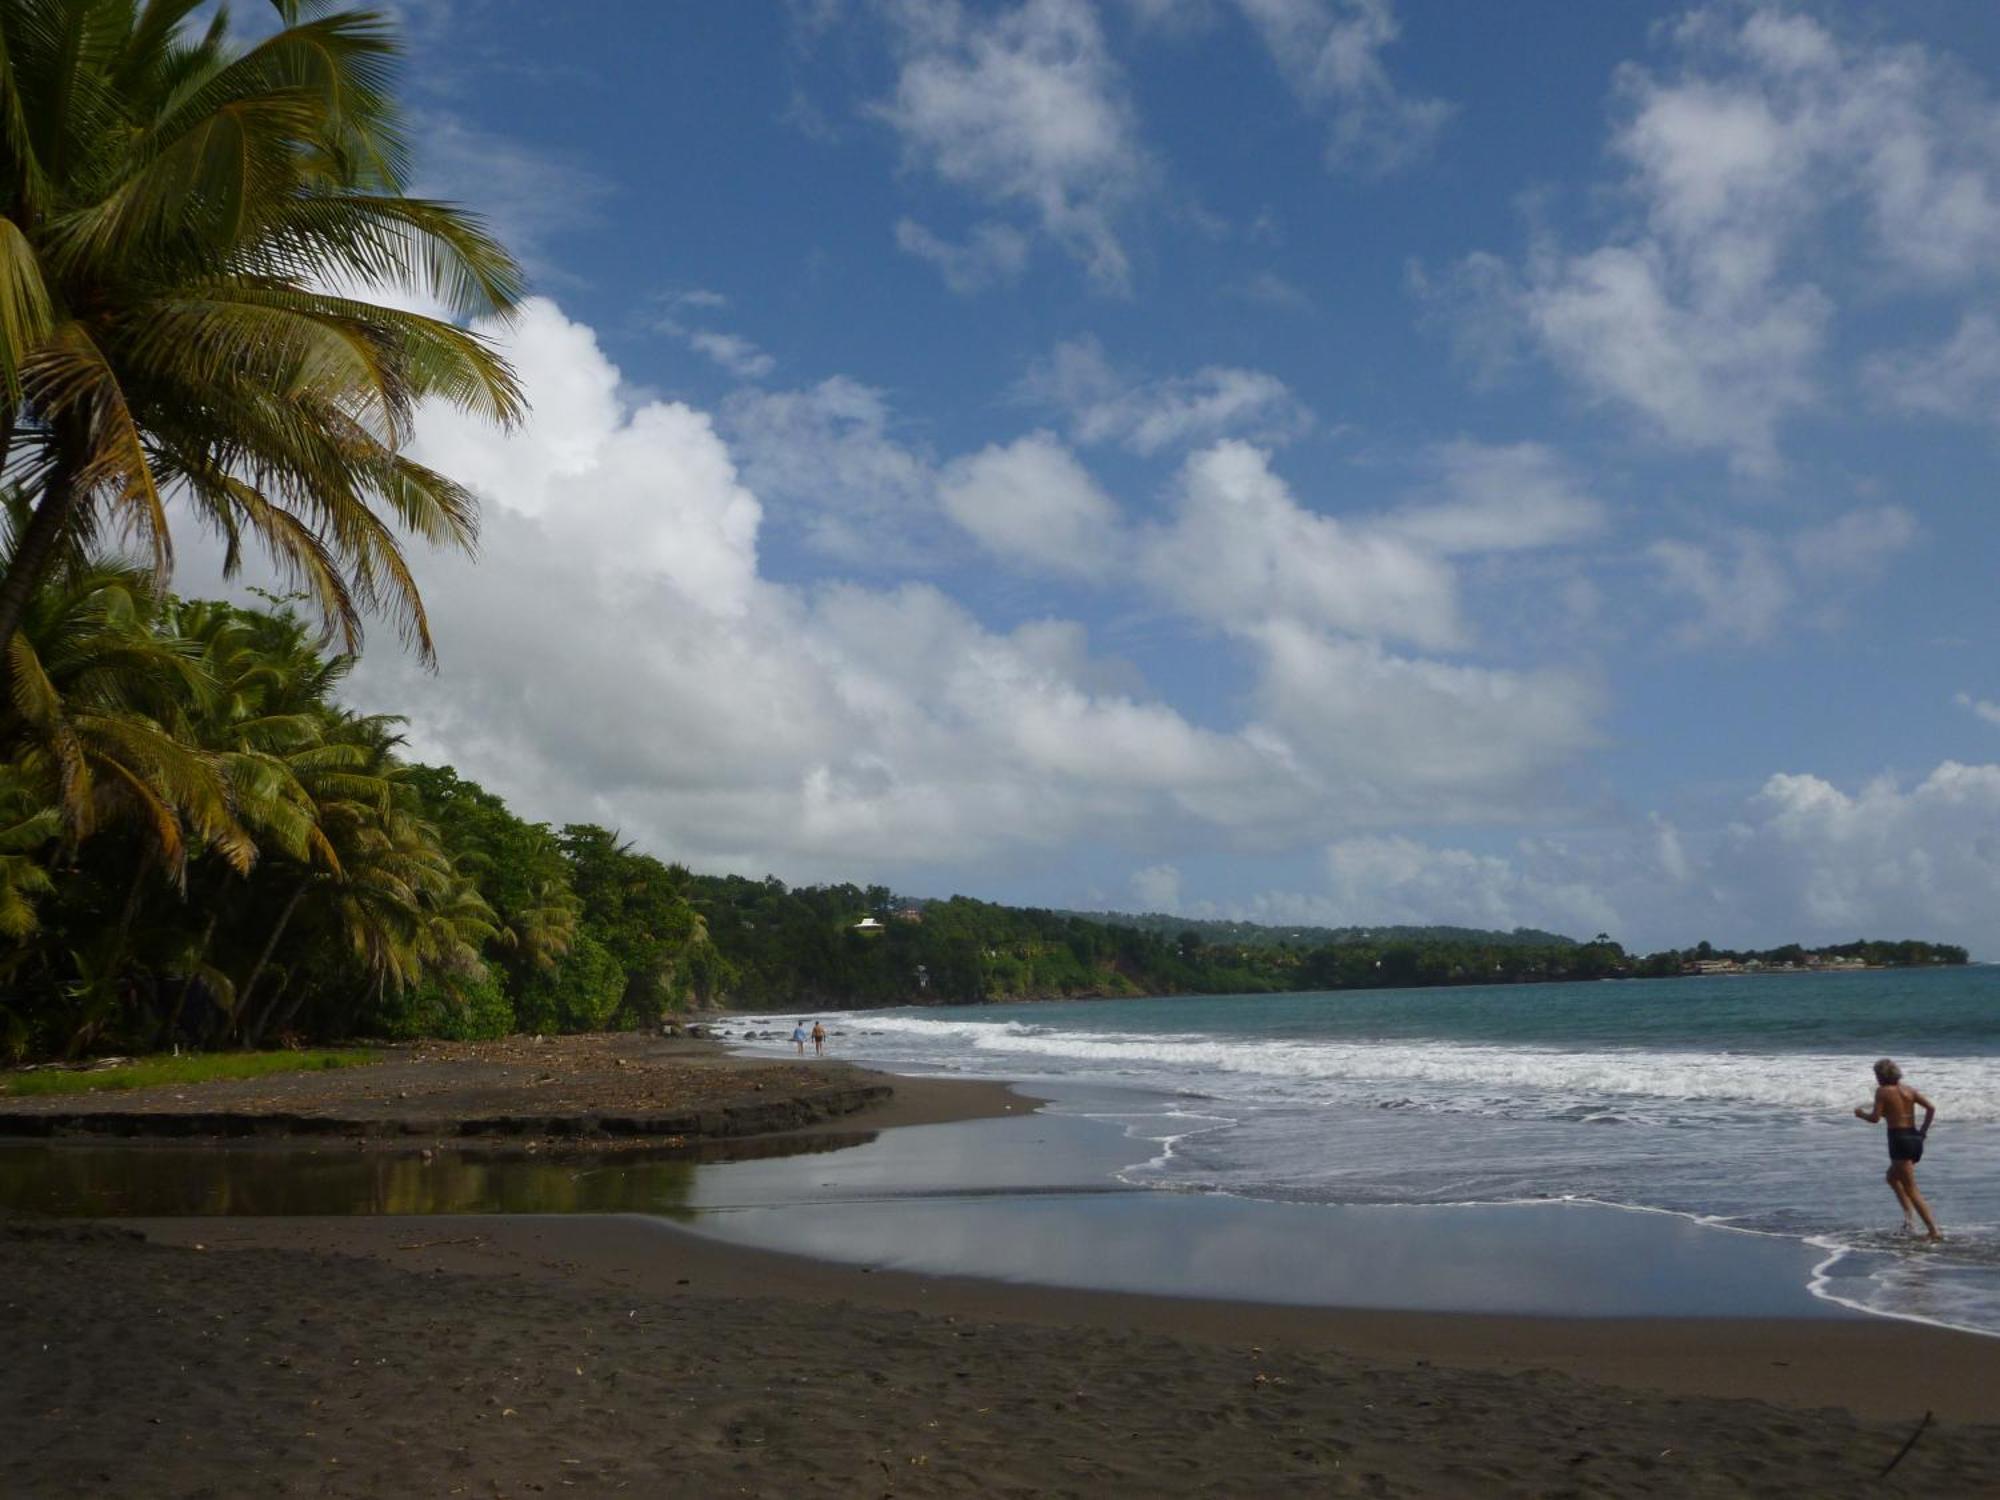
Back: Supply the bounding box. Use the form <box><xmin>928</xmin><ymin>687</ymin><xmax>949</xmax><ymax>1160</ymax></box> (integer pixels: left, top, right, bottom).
<box><xmin>791</xmin><ymin>1021</ymin><xmax>808</xmax><ymax>1056</ymax></box>
<box><xmin>1854</xmin><ymin>1058</ymin><xmax>1941</xmax><ymax>1241</ymax></box>
<box><xmin>811</xmin><ymin>1021</ymin><xmax>827</xmax><ymax>1057</ymax></box>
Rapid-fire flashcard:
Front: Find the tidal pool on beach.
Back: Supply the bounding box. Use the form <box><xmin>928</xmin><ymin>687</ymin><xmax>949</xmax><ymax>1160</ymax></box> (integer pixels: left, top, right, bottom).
<box><xmin>658</xmin><ymin>1104</ymin><xmax>1849</xmax><ymax>1320</ymax></box>
<box><xmin>0</xmin><ymin>1099</ymin><xmax>1853</xmax><ymax>1323</ymax></box>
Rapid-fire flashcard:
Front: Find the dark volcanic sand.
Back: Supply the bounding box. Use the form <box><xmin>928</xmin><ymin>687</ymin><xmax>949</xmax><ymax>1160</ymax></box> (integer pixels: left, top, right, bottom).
<box><xmin>4</xmin><ymin>1214</ymin><xmax>1997</xmax><ymax>1499</ymax></box>
<box><xmin>0</xmin><ymin>1032</ymin><xmax>1033</xmax><ymax>1141</ymax></box>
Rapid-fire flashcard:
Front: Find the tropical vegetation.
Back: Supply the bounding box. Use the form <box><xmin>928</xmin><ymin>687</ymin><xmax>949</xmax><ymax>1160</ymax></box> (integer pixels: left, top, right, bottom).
<box><xmin>0</xmin><ymin>0</ymin><xmax>522</xmax><ymax>1060</ymax></box>
<box><xmin>0</xmin><ymin>549</ymin><xmax>744</xmax><ymax>1060</ymax></box>
<box><xmin>1067</xmin><ymin>912</ymin><xmax>1581</xmax><ymax>951</ymax></box>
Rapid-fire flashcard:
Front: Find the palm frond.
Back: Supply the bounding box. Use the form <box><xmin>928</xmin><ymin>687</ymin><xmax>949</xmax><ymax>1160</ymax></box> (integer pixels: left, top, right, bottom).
<box><xmin>0</xmin><ymin>218</ymin><xmax>55</xmax><ymax>401</ymax></box>
<box><xmin>255</xmin><ymin>191</ymin><xmax>524</xmax><ymax>320</ymax></box>
<box><xmin>20</xmin><ymin>322</ymin><xmax>171</xmax><ymax>584</ymax></box>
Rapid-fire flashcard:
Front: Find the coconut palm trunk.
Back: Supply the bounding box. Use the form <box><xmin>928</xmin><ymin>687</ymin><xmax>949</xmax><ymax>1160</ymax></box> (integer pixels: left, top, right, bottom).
<box><xmin>163</xmin><ymin>910</ymin><xmax>220</xmax><ymax>1047</ymax></box>
<box><xmin>99</xmin><ymin>847</ymin><xmax>157</xmax><ymax>990</ymax></box>
<box><xmin>248</xmin><ymin>976</ymin><xmax>311</xmax><ymax>1050</ymax></box>
<box><xmin>244</xmin><ymin>975</ymin><xmax>296</xmax><ymax>1049</ymax></box>
<box><xmin>0</xmin><ymin>459</ymin><xmax>80</xmax><ymax>653</ymax></box>
<box><xmin>235</xmin><ymin>880</ymin><xmax>310</xmax><ymax>1043</ymax></box>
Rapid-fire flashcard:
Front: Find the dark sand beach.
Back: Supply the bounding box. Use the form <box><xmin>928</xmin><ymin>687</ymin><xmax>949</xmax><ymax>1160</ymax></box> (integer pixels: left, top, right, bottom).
<box><xmin>5</xmin><ymin>1050</ymin><xmax>1999</xmax><ymax>1497</ymax></box>
<box><xmin>6</xmin><ymin>1211</ymin><xmax>2000</xmax><ymax>1499</ymax></box>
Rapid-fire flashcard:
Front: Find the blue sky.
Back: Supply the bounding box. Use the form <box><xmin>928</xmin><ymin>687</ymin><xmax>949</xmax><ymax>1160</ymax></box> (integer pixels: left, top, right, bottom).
<box><xmin>199</xmin><ymin>0</ymin><xmax>2000</xmax><ymax>952</ymax></box>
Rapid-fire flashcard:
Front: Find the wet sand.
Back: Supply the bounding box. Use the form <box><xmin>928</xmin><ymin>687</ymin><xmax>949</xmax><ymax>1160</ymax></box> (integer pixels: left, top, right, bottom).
<box><xmin>6</xmin><ymin>1213</ymin><xmax>1998</xmax><ymax>1499</ymax></box>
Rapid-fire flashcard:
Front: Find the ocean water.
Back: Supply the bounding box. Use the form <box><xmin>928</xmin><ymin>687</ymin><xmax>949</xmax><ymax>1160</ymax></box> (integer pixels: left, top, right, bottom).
<box><xmin>730</xmin><ymin>967</ymin><xmax>2000</xmax><ymax>1336</ymax></box>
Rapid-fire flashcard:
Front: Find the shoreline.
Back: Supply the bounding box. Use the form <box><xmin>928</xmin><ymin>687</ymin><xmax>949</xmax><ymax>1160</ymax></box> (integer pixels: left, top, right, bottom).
<box><xmin>705</xmin><ymin>959</ymin><xmax>1969</xmax><ymax>1014</ymax></box>
<box><xmin>5</xmin><ymin>1212</ymin><xmax>1996</xmax><ymax>1498</ymax></box>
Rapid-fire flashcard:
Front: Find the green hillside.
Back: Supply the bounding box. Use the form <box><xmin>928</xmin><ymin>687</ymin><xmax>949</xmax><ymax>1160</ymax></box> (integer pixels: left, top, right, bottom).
<box><xmin>1059</xmin><ymin>912</ymin><xmax>1581</xmax><ymax>951</ymax></box>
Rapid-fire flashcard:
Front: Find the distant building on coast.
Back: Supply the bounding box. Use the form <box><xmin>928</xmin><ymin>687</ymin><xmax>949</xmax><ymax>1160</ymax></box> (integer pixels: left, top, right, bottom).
<box><xmin>852</xmin><ymin>916</ymin><xmax>885</xmax><ymax>934</ymax></box>
<box><xmin>1685</xmin><ymin>952</ymin><xmax>1872</xmax><ymax>976</ymax></box>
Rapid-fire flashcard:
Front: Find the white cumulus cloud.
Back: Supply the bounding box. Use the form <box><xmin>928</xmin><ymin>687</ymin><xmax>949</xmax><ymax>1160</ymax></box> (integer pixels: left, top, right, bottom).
<box><xmin>1728</xmin><ymin>764</ymin><xmax>2000</xmax><ymax>946</ymax></box>
<box><xmin>1649</xmin><ymin>506</ymin><xmax>1918</xmax><ymax>646</ymax></box>
<box><xmin>1867</xmin><ymin>310</ymin><xmax>2000</xmax><ymax>426</ymax></box>
<box><xmin>1130</xmin><ymin>863</ymin><xmax>1185</xmax><ymax>911</ymax></box>
<box><xmin>1247</xmin><ymin>623</ymin><xmax>1602</xmax><ymax>816</ymax></box>
<box><xmin>1648</xmin><ymin>532</ymin><xmax>1795</xmax><ymax>646</ymax></box>
<box><xmin>1956</xmin><ymin>693</ymin><xmax>2000</xmax><ymax>729</ymax></box>
<box><xmin>1022</xmin><ymin>335</ymin><xmax>1311</xmax><ymax>454</ymax></box>
<box><xmin>1232</xmin><ymin>0</ymin><xmax>1452</xmax><ymax>174</ymax></box>
<box><xmin>1383</xmin><ymin>440</ymin><xmax>1605</xmax><ymax>555</ymax></box>
<box><xmin>1142</xmin><ymin>441</ymin><xmax>1463</xmax><ymax>650</ymax></box>
<box><xmin>652</xmin><ymin>290</ymin><xmax>778</xmax><ymax>381</ymax></box>
<box><xmin>937</xmin><ymin>432</ymin><xmax>1125</xmax><ymax>577</ymax></box>
<box><xmin>190</xmin><ymin>299</ymin><xmax>1598</xmax><ymax>885</ymax></box>
<box><xmin>1452</xmin><ymin>4</ymin><xmax>2000</xmax><ymax>473</ymax></box>
<box><xmin>893</xmin><ymin>217</ymin><xmax>1033</xmax><ymax>292</ymax></box>
<box><xmin>1223</xmin><ymin>760</ymin><xmax>2000</xmax><ymax>954</ymax></box>
<box><xmin>720</xmin><ymin>377</ymin><xmax>942</xmax><ymax>565</ymax></box>
<box><xmin>876</xmin><ymin>0</ymin><xmax>1151</xmax><ymax>290</ymax></box>
<box><xmin>1315</xmin><ymin>835</ymin><xmax>1619</xmax><ymax>935</ymax></box>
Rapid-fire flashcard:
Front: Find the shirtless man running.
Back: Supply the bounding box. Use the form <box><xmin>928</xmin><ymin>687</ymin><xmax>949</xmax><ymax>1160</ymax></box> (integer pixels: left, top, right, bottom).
<box><xmin>1854</xmin><ymin>1058</ymin><xmax>1941</xmax><ymax>1241</ymax></box>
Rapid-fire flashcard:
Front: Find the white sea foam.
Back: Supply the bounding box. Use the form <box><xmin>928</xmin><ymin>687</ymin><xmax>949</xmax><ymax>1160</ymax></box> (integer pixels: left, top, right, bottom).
<box><xmin>839</xmin><ymin>1013</ymin><xmax>2000</xmax><ymax>1122</ymax></box>
<box><xmin>744</xmin><ymin>998</ymin><xmax>2000</xmax><ymax>1336</ymax></box>
<box><xmin>1806</xmin><ymin>1229</ymin><xmax>2000</xmax><ymax>1338</ymax></box>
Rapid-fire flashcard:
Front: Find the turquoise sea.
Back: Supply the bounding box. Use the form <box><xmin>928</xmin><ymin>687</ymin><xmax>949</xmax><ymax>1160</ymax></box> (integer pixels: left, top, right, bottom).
<box><xmin>735</xmin><ymin>966</ymin><xmax>2000</xmax><ymax>1335</ymax></box>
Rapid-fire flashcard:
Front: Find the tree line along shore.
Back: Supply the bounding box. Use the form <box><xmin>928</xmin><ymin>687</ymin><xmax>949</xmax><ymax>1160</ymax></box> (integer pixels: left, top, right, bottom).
<box><xmin>0</xmin><ymin>580</ymin><xmax>1968</xmax><ymax>1065</ymax></box>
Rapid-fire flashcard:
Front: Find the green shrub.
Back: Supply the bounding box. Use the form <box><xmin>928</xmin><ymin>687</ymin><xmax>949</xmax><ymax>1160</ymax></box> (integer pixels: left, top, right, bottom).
<box><xmin>375</xmin><ymin>971</ymin><xmax>514</xmax><ymax>1042</ymax></box>
<box><xmin>512</xmin><ymin>932</ymin><xmax>624</xmax><ymax>1034</ymax></box>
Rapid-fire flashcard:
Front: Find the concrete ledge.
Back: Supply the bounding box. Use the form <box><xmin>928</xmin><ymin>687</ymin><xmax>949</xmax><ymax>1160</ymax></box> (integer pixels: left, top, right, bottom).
<box><xmin>0</xmin><ymin>1082</ymin><xmax>893</xmax><ymax>1142</ymax></box>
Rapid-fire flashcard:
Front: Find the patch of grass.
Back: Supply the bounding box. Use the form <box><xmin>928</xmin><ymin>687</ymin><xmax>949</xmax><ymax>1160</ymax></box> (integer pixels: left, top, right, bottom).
<box><xmin>0</xmin><ymin>1049</ymin><xmax>379</xmax><ymax>1098</ymax></box>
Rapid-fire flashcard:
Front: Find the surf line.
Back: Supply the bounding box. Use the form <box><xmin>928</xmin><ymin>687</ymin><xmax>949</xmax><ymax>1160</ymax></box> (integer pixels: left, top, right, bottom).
<box><xmin>1804</xmin><ymin>1238</ymin><xmax>2000</xmax><ymax>1342</ymax></box>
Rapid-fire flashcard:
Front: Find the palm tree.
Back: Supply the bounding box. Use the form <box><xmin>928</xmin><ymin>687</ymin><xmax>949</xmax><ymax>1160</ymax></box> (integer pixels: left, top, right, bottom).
<box><xmin>0</xmin><ymin>759</ymin><xmax>55</xmax><ymax>940</ymax></box>
<box><xmin>2</xmin><ymin>545</ymin><xmax>243</xmax><ymax>879</ymax></box>
<box><xmin>0</xmin><ymin>555</ymin><xmax>239</xmax><ymax>1051</ymax></box>
<box><xmin>219</xmin><ymin>700</ymin><xmax>381</xmax><ymax>1039</ymax></box>
<box><xmin>142</xmin><ymin>597</ymin><xmax>354</xmax><ymax>1037</ymax></box>
<box><xmin>228</xmin><ymin>710</ymin><xmax>496</xmax><ymax>1043</ymax></box>
<box><xmin>505</xmin><ymin>875</ymin><xmax>580</xmax><ymax>967</ymax></box>
<box><xmin>170</xmin><ymin>597</ymin><xmax>349</xmax><ymax>872</ymax></box>
<box><xmin>0</xmin><ymin>0</ymin><xmax>524</xmax><ymax>660</ymax></box>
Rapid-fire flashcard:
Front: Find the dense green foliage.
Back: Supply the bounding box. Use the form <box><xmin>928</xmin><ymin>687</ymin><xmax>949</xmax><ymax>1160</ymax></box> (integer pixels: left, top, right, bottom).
<box><xmin>692</xmin><ymin>884</ymin><xmax>1264</xmax><ymax>1007</ymax></box>
<box><xmin>1630</xmin><ymin>938</ymin><xmax>1970</xmax><ymax>974</ymax></box>
<box><xmin>671</xmin><ymin>896</ymin><xmax>1969</xmax><ymax>1010</ymax></box>
<box><xmin>1066</xmin><ymin>912</ymin><xmax>1579</xmax><ymax>951</ymax></box>
<box><xmin>0</xmin><ymin>558</ymin><xmax>743</xmax><ymax>1059</ymax></box>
